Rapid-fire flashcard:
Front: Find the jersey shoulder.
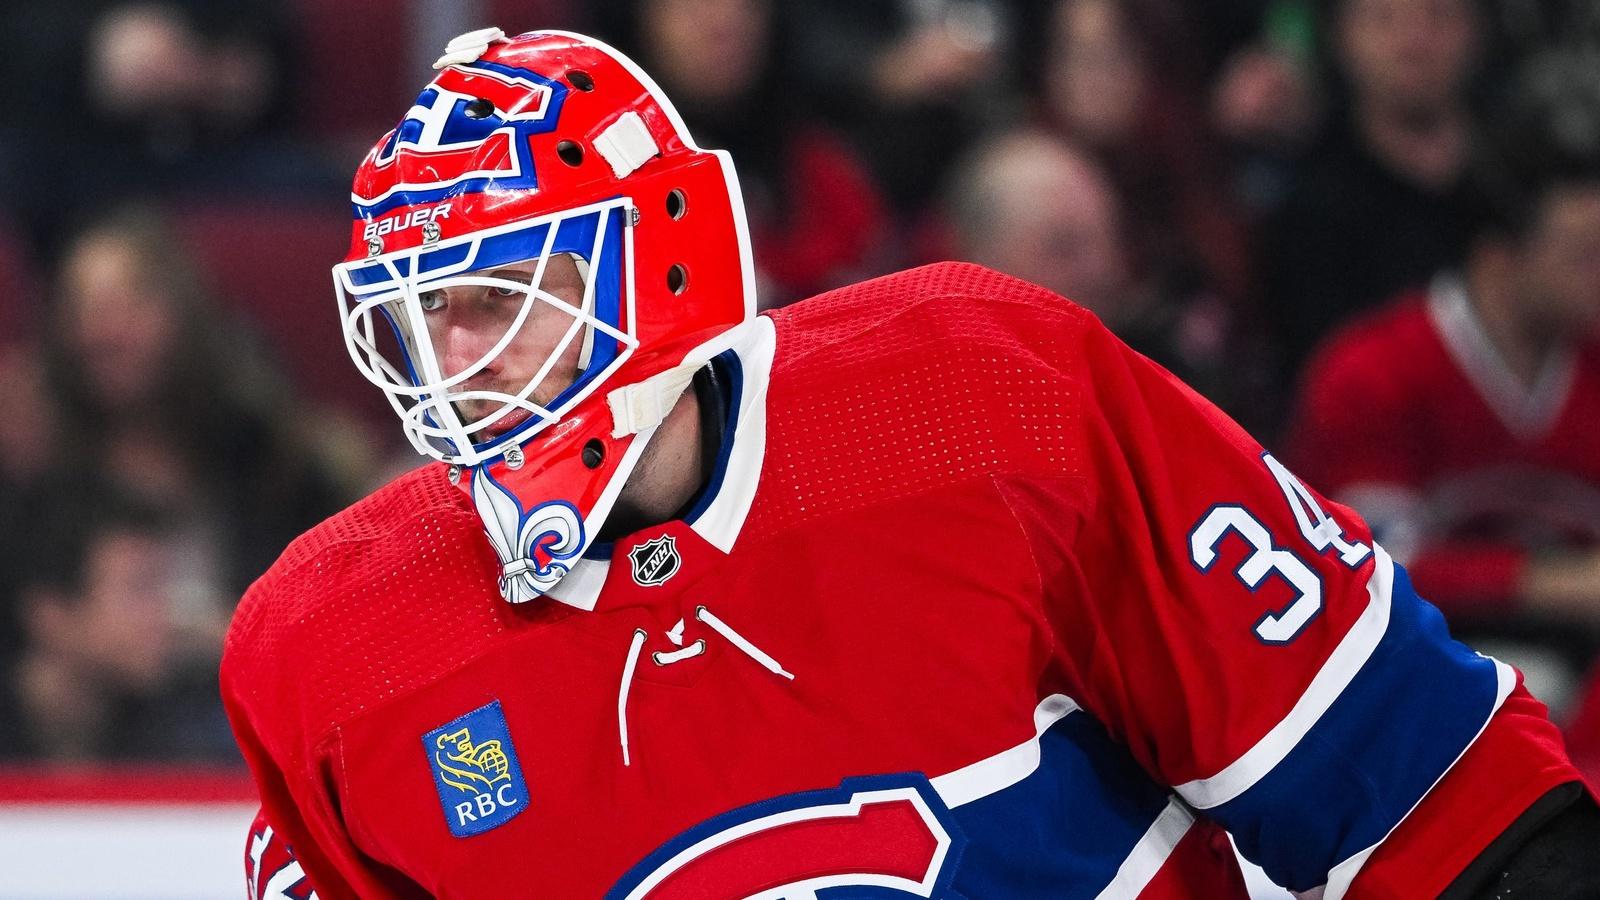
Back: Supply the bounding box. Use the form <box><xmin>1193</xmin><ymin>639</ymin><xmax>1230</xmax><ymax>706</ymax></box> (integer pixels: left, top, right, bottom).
<box><xmin>228</xmin><ymin>464</ymin><xmax>470</xmax><ymax>632</ymax></box>
<box><xmin>222</xmin><ymin>464</ymin><xmax>505</xmax><ymax>752</ymax></box>
<box><xmin>748</xmin><ymin>263</ymin><xmax>1104</xmax><ymax>531</ymax></box>
<box><xmin>769</xmin><ymin>261</ymin><xmax>1095</xmax><ymax>363</ymax></box>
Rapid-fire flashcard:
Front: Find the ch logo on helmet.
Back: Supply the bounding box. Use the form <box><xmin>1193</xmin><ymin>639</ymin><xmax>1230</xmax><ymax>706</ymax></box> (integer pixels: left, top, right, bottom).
<box><xmin>629</xmin><ymin>535</ymin><xmax>680</xmax><ymax>587</ymax></box>
<box><xmin>353</xmin><ymin>59</ymin><xmax>570</xmax><ymax>218</ymax></box>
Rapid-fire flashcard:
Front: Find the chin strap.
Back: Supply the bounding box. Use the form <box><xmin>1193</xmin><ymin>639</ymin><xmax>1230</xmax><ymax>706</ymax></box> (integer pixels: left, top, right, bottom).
<box><xmin>607</xmin><ymin>318</ymin><xmax>763</xmax><ymax>438</ymax></box>
<box><xmin>607</xmin><ymin>360</ymin><xmax>702</xmax><ymax>437</ymax></box>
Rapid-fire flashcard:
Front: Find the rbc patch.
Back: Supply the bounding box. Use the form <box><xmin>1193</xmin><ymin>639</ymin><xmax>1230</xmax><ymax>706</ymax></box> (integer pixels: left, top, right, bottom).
<box><xmin>423</xmin><ymin>700</ymin><xmax>529</xmax><ymax>837</ymax></box>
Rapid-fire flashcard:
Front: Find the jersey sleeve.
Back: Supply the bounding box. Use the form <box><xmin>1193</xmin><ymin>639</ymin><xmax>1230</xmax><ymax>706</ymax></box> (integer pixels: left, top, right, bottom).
<box><xmin>222</xmin><ymin>595</ymin><xmax>423</xmax><ymax>900</ymax></box>
<box><xmin>1003</xmin><ymin>306</ymin><xmax>1579</xmax><ymax>897</ymax></box>
<box><xmin>246</xmin><ymin>807</ymin><xmax>320</xmax><ymax>900</ymax></box>
<box><xmin>224</xmin><ymin>681</ymin><xmax>376</xmax><ymax>900</ymax></box>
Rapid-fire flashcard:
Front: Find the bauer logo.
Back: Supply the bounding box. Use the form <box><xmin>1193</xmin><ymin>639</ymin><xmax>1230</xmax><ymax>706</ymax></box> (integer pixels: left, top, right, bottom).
<box><xmin>423</xmin><ymin>700</ymin><xmax>528</xmax><ymax>837</ymax></box>
<box><xmin>629</xmin><ymin>535</ymin><xmax>681</xmax><ymax>586</ymax></box>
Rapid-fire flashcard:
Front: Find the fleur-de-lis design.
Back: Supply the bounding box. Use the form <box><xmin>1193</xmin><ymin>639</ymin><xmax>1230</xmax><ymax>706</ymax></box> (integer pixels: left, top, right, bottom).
<box><xmin>471</xmin><ymin>467</ymin><xmax>586</xmax><ymax>603</ymax></box>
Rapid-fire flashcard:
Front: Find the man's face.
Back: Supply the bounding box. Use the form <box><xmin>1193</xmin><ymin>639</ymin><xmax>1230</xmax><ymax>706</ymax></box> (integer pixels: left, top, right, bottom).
<box><xmin>71</xmin><ymin>530</ymin><xmax>175</xmax><ymax>691</ymax></box>
<box><xmin>1047</xmin><ymin>0</ymin><xmax>1145</xmax><ymax>148</ymax></box>
<box><xmin>645</xmin><ymin>0</ymin><xmax>770</xmax><ymax>105</ymax></box>
<box><xmin>63</xmin><ymin>234</ymin><xmax>178</xmax><ymax>407</ymax></box>
<box><xmin>416</xmin><ymin>252</ymin><xmax>589</xmax><ymax>438</ymax></box>
<box><xmin>1519</xmin><ymin>185</ymin><xmax>1600</xmax><ymax>336</ymax></box>
<box><xmin>970</xmin><ymin>137</ymin><xmax>1129</xmax><ymax>316</ymax></box>
<box><xmin>1337</xmin><ymin>0</ymin><xmax>1478</xmax><ymax>115</ymax></box>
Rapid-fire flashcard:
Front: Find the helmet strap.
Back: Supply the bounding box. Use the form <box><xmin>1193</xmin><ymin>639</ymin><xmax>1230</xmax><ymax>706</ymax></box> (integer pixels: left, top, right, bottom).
<box><xmin>607</xmin><ymin>360</ymin><xmax>701</xmax><ymax>437</ymax></box>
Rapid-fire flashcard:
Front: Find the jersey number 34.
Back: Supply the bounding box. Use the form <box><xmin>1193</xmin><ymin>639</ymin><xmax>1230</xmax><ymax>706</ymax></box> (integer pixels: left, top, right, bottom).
<box><xmin>1188</xmin><ymin>453</ymin><xmax>1372</xmax><ymax>645</ymax></box>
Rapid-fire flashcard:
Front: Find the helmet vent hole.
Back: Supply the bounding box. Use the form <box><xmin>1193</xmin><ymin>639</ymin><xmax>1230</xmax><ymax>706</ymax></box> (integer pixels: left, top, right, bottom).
<box><xmin>581</xmin><ymin>438</ymin><xmax>605</xmax><ymax>469</ymax></box>
<box><xmin>464</xmin><ymin>97</ymin><xmax>495</xmax><ymax>119</ymax></box>
<box><xmin>666</xmin><ymin>264</ymin><xmax>689</xmax><ymax>295</ymax></box>
<box><xmin>556</xmin><ymin>140</ymin><xmax>584</xmax><ymax>167</ymax></box>
<box><xmin>666</xmin><ymin>189</ymin><xmax>687</xmax><ymax>220</ymax></box>
<box><xmin>567</xmin><ymin>70</ymin><xmax>595</xmax><ymax>92</ymax></box>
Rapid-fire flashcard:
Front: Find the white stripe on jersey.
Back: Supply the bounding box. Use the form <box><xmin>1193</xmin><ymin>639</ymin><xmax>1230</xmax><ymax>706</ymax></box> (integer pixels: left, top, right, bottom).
<box><xmin>1317</xmin><ymin>658</ymin><xmax>1515</xmax><ymax>900</ymax></box>
<box><xmin>1093</xmin><ymin>799</ymin><xmax>1197</xmax><ymax>900</ymax></box>
<box><xmin>930</xmin><ymin>694</ymin><xmax>1079</xmax><ymax>808</ymax></box>
<box><xmin>1176</xmin><ymin>546</ymin><xmax>1398</xmax><ymax>809</ymax></box>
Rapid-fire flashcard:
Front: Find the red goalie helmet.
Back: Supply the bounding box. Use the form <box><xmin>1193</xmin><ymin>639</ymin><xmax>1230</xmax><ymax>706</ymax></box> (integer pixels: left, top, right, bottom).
<box><xmin>332</xmin><ymin>28</ymin><xmax>756</xmax><ymax>601</ymax></box>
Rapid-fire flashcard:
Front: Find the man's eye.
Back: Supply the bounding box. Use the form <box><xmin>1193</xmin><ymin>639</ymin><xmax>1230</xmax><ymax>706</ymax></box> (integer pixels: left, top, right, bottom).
<box><xmin>490</xmin><ymin>283</ymin><xmax>524</xmax><ymax>297</ymax></box>
<box><xmin>418</xmin><ymin>290</ymin><xmax>446</xmax><ymax>311</ymax></box>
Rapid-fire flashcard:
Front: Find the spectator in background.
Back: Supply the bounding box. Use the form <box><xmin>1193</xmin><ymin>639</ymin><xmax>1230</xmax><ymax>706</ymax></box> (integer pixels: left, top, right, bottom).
<box><xmin>946</xmin><ymin>128</ymin><xmax>1230</xmax><ymax>404</ymax></box>
<box><xmin>0</xmin><ymin>494</ymin><xmax>236</xmax><ymax>762</ymax></box>
<box><xmin>1208</xmin><ymin>0</ymin><xmax>1321</xmax><ymax>217</ymax></box>
<box><xmin>40</xmin><ymin>206</ymin><xmax>352</xmax><ymax>610</ymax></box>
<box><xmin>784</xmin><ymin>0</ymin><xmax>1008</xmax><ymax>218</ymax></box>
<box><xmin>1026</xmin><ymin>0</ymin><xmax>1253</xmax><ymax>315</ymax></box>
<box><xmin>1287</xmin><ymin>71</ymin><xmax>1600</xmax><ymax>717</ymax></box>
<box><xmin>86</xmin><ymin>3</ymin><xmax>287</xmax><ymax>145</ymax></box>
<box><xmin>595</xmin><ymin>0</ymin><xmax>889</xmax><ymax>306</ymax></box>
<box><xmin>1263</xmin><ymin>0</ymin><xmax>1485</xmax><ymax>377</ymax></box>
<box><xmin>0</xmin><ymin>0</ymin><xmax>324</xmax><ymax>257</ymax></box>
<box><xmin>1566</xmin><ymin>663</ymin><xmax>1600</xmax><ymax>789</ymax></box>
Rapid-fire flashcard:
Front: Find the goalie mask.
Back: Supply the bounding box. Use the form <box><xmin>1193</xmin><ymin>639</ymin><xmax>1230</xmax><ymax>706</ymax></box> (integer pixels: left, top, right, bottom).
<box><xmin>333</xmin><ymin>28</ymin><xmax>756</xmax><ymax>602</ymax></box>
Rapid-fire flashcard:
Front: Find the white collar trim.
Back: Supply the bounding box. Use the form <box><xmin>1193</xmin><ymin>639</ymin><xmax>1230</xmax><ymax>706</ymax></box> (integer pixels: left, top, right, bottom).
<box><xmin>1426</xmin><ymin>273</ymin><xmax>1575</xmax><ymax>442</ymax></box>
<box><xmin>688</xmin><ymin>316</ymin><xmax>775</xmax><ymax>553</ymax></box>
<box><xmin>545</xmin><ymin>317</ymin><xmax>775</xmax><ymax>610</ymax></box>
<box><xmin>548</xmin><ymin>557</ymin><xmax>609</xmax><ymax>612</ymax></box>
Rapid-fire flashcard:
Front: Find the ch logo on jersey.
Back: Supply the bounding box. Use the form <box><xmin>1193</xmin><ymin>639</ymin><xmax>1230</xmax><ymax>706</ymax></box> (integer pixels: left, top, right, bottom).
<box><xmin>629</xmin><ymin>535</ymin><xmax>681</xmax><ymax>587</ymax></box>
<box><xmin>354</xmin><ymin>59</ymin><xmax>569</xmax><ymax>218</ymax></box>
<box><xmin>608</xmin><ymin>774</ymin><xmax>967</xmax><ymax>900</ymax></box>
<box><xmin>422</xmin><ymin>700</ymin><xmax>529</xmax><ymax>837</ymax></box>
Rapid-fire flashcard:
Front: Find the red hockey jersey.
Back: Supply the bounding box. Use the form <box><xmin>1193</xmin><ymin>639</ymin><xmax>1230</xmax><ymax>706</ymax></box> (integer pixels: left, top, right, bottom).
<box><xmin>225</xmin><ymin>263</ymin><xmax>1579</xmax><ymax>899</ymax></box>
<box><xmin>1289</xmin><ymin>274</ymin><xmax>1600</xmax><ymax>612</ymax></box>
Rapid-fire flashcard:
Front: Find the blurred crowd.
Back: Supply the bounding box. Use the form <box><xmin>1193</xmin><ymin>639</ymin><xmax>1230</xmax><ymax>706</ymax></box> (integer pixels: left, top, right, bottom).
<box><xmin>1</xmin><ymin>0</ymin><xmax>1599</xmax><ymax>785</ymax></box>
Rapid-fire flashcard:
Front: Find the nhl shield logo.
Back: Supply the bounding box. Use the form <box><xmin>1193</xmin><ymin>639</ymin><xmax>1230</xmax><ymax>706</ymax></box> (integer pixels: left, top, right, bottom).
<box><xmin>629</xmin><ymin>535</ymin><xmax>681</xmax><ymax>587</ymax></box>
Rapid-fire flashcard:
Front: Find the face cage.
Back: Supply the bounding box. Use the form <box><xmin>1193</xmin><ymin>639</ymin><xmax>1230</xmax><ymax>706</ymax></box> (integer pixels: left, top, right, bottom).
<box><xmin>333</xmin><ymin>198</ymin><xmax>639</xmax><ymax>465</ymax></box>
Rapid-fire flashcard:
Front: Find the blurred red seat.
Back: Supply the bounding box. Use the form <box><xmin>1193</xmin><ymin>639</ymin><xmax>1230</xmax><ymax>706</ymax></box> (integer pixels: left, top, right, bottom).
<box><xmin>171</xmin><ymin>200</ymin><xmax>391</xmax><ymax>428</ymax></box>
<box><xmin>289</xmin><ymin>0</ymin><xmax>416</xmax><ymax>143</ymax></box>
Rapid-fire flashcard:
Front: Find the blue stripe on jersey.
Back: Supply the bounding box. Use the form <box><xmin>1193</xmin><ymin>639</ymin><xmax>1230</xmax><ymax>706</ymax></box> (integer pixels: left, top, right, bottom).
<box><xmin>1207</xmin><ymin>563</ymin><xmax>1502</xmax><ymax>892</ymax></box>
<box><xmin>949</xmin><ymin>710</ymin><xmax>1174</xmax><ymax>898</ymax></box>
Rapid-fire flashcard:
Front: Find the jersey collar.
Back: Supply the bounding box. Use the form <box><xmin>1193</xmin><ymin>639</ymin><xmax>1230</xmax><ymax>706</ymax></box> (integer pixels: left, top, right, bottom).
<box><xmin>1427</xmin><ymin>273</ymin><xmax>1576</xmax><ymax>442</ymax></box>
<box><xmin>546</xmin><ymin>316</ymin><xmax>776</xmax><ymax>611</ymax></box>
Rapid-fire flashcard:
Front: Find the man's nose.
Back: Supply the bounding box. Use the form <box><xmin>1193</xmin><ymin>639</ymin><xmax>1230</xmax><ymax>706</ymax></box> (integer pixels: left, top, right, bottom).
<box><xmin>434</xmin><ymin>292</ymin><xmax>503</xmax><ymax>382</ymax></box>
